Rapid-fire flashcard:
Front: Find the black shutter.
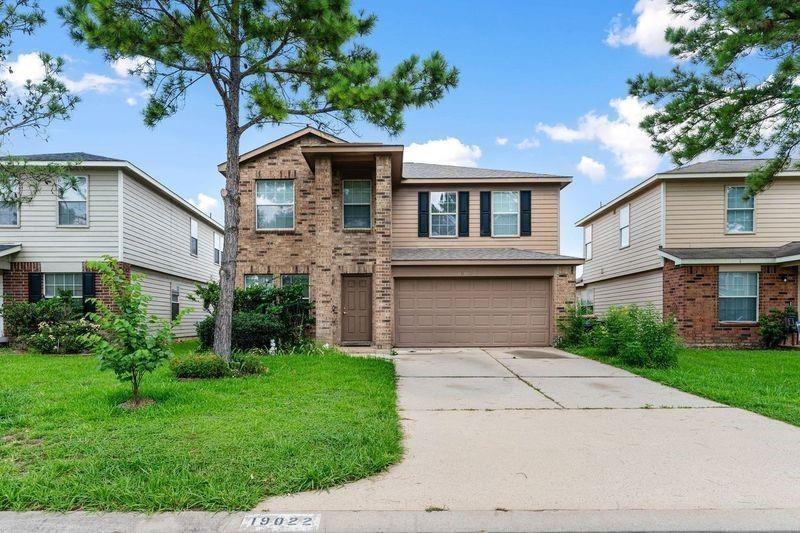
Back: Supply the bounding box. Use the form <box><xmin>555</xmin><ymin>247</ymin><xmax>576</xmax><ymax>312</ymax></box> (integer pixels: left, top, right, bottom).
<box><xmin>417</xmin><ymin>191</ymin><xmax>429</xmax><ymax>237</ymax></box>
<box><xmin>458</xmin><ymin>191</ymin><xmax>469</xmax><ymax>237</ymax></box>
<box><xmin>520</xmin><ymin>190</ymin><xmax>532</xmax><ymax>236</ymax></box>
<box><xmin>82</xmin><ymin>272</ymin><xmax>97</xmax><ymax>314</ymax></box>
<box><xmin>479</xmin><ymin>191</ymin><xmax>491</xmax><ymax>237</ymax></box>
<box><xmin>28</xmin><ymin>273</ymin><xmax>42</xmax><ymax>302</ymax></box>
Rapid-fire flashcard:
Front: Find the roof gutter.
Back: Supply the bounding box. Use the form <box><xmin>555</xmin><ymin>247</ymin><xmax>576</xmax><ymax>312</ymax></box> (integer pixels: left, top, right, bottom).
<box><xmin>657</xmin><ymin>249</ymin><xmax>800</xmax><ymax>266</ymax></box>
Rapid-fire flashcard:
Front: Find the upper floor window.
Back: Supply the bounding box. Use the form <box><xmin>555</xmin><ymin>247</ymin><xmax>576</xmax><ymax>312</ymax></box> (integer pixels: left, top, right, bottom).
<box><xmin>492</xmin><ymin>191</ymin><xmax>519</xmax><ymax>237</ymax></box>
<box><xmin>281</xmin><ymin>274</ymin><xmax>310</xmax><ymax>301</ymax></box>
<box><xmin>619</xmin><ymin>204</ymin><xmax>630</xmax><ymax>248</ymax></box>
<box><xmin>171</xmin><ymin>285</ymin><xmax>180</xmax><ymax>320</ymax></box>
<box><xmin>726</xmin><ymin>186</ymin><xmax>754</xmax><ymax>233</ymax></box>
<box><xmin>189</xmin><ymin>218</ymin><xmax>198</xmax><ymax>256</ymax></box>
<box><xmin>244</xmin><ymin>274</ymin><xmax>274</xmax><ymax>288</ymax></box>
<box><xmin>343</xmin><ymin>180</ymin><xmax>371</xmax><ymax>229</ymax></box>
<box><xmin>57</xmin><ymin>176</ymin><xmax>87</xmax><ymax>226</ymax></box>
<box><xmin>256</xmin><ymin>179</ymin><xmax>294</xmax><ymax>230</ymax></box>
<box><xmin>430</xmin><ymin>192</ymin><xmax>457</xmax><ymax>237</ymax></box>
<box><xmin>584</xmin><ymin>225</ymin><xmax>593</xmax><ymax>260</ymax></box>
<box><xmin>0</xmin><ymin>200</ymin><xmax>18</xmax><ymax>227</ymax></box>
<box><xmin>719</xmin><ymin>271</ymin><xmax>758</xmax><ymax>322</ymax></box>
<box><xmin>213</xmin><ymin>232</ymin><xmax>223</xmax><ymax>264</ymax></box>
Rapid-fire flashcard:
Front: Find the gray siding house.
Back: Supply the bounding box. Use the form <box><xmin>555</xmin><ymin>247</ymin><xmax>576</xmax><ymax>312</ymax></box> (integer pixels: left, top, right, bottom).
<box><xmin>0</xmin><ymin>153</ymin><xmax>222</xmax><ymax>339</ymax></box>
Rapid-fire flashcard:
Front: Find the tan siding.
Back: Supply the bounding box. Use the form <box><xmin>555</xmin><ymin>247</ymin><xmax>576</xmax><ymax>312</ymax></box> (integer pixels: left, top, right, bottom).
<box><xmin>122</xmin><ymin>172</ymin><xmax>219</xmax><ymax>283</ymax></box>
<box><xmin>588</xmin><ymin>269</ymin><xmax>663</xmax><ymax>315</ymax></box>
<box><xmin>0</xmin><ymin>170</ymin><xmax>118</xmax><ymax>263</ymax></box>
<box><xmin>134</xmin><ymin>267</ymin><xmax>208</xmax><ymax>338</ymax></box>
<box><xmin>665</xmin><ymin>177</ymin><xmax>800</xmax><ymax>248</ymax></box>
<box><xmin>581</xmin><ymin>184</ymin><xmax>662</xmax><ymax>283</ymax></box>
<box><xmin>392</xmin><ymin>183</ymin><xmax>560</xmax><ymax>253</ymax></box>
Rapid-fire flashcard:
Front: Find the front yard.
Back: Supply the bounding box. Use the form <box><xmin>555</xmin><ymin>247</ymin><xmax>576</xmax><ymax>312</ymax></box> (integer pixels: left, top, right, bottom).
<box><xmin>571</xmin><ymin>346</ymin><xmax>800</xmax><ymax>427</ymax></box>
<box><xmin>0</xmin><ymin>341</ymin><xmax>402</xmax><ymax>511</ymax></box>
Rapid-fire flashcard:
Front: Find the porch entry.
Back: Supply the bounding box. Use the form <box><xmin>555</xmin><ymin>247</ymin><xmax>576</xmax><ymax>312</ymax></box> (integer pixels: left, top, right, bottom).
<box><xmin>341</xmin><ymin>274</ymin><xmax>372</xmax><ymax>344</ymax></box>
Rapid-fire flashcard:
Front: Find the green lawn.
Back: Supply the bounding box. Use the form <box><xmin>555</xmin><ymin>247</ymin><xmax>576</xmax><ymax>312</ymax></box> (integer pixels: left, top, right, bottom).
<box><xmin>571</xmin><ymin>346</ymin><xmax>800</xmax><ymax>427</ymax></box>
<box><xmin>0</xmin><ymin>341</ymin><xmax>402</xmax><ymax>511</ymax></box>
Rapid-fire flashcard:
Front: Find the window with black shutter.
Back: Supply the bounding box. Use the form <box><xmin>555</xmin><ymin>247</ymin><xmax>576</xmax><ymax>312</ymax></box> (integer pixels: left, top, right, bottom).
<box><xmin>457</xmin><ymin>191</ymin><xmax>469</xmax><ymax>237</ymax></box>
<box><xmin>82</xmin><ymin>272</ymin><xmax>96</xmax><ymax>314</ymax></box>
<box><xmin>417</xmin><ymin>191</ymin><xmax>429</xmax><ymax>237</ymax></box>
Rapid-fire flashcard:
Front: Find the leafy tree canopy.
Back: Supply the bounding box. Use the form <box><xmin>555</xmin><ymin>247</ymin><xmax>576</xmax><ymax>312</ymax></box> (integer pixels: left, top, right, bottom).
<box><xmin>629</xmin><ymin>0</ymin><xmax>800</xmax><ymax>196</ymax></box>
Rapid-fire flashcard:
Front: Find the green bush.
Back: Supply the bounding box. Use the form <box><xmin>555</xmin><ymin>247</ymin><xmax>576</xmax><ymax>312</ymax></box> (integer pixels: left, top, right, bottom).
<box><xmin>230</xmin><ymin>352</ymin><xmax>266</xmax><ymax>376</ymax></box>
<box><xmin>555</xmin><ymin>303</ymin><xmax>596</xmax><ymax>348</ymax></box>
<box><xmin>171</xmin><ymin>353</ymin><xmax>231</xmax><ymax>379</ymax></box>
<box><xmin>2</xmin><ymin>293</ymin><xmax>81</xmax><ymax>339</ymax></box>
<box><xmin>596</xmin><ymin>305</ymin><xmax>679</xmax><ymax>368</ymax></box>
<box><xmin>759</xmin><ymin>305</ymin><xmax>796</xmax><ymax>348</ymax></box>
<box><xmin>197</xmin><ymin>312</ymin><xmax>283</xmax><ymax>351</ymax></box>
<box><xmin>23</xmin><ymin>319</ymin><xmax>96</xmax><ymax>354</ymax></box>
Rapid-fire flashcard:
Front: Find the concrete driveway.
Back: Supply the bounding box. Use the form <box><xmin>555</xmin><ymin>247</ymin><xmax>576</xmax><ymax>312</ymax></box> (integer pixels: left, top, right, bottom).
<box><xmin>258</xmin><ymin>347</ymin><xmax>800</xmax><ymax>530</ymax></box>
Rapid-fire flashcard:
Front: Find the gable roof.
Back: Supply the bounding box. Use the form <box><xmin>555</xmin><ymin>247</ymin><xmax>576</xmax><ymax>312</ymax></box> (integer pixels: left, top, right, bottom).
<box><xmin>576</xmin><ymin>158</ymin><xmax>800</xmax><ymax>227</ymax></box>
<box><xmin>7</xmin><ymin>152</ymin><xmax>120</xmax><ymax>162</ymax></box>
<box><xmin>402</xmin><ymin>162</ymin><xmax>566</xmax><ymax>180</ymax></box>
<box><xmin>218</xmin><ymin>126</ymin><xmax>344</xmax><ymax>171</ymax></box>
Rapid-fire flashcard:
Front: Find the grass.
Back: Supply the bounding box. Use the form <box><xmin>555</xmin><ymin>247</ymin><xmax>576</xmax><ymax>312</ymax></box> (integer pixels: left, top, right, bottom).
<box><xmin>0</xmin><ymin>340</ymin><xmax>402</xmax><ymax>511</ymax></box>
<box><xmin>571</xmin><ymin>346</ymin><xmax>800</xmax><ymax>427</ymax></box>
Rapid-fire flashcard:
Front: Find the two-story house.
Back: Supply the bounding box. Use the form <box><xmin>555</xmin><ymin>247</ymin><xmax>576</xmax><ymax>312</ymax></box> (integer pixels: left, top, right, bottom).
<box><xmin>225</xmin><ymin>126</ymin><xmax>582</xmax><ymax>349</ymax></box>
<box><xmin>576</xmin><ymin>159</ymin><xmax>800</xmax><ymax>346</ymax></box>
<box><xmin>0</xmin><ymin>153</ymin><xmax>222</xmax><ymax>339</ymax></box>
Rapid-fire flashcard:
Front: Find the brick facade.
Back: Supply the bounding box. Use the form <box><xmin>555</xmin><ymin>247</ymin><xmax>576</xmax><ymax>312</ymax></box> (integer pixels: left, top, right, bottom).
<box><xmin>551</xmin><ymin>264</ymin><xmax>577</xmax><ymax>341</ymax></box>
<box><xmin>663</xmin><ymin>259</ymin><xmax>797</xmax><ymax>346</ymax></box>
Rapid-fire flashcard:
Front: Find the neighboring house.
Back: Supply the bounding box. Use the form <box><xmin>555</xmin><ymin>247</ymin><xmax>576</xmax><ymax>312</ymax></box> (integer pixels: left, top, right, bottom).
<box><xmin>0</xmin><ymin>153</ymin><xmax>222</xmax><ymax>339</ymax></box>
<box><xmin>223</xmin><ymin>126</ymin><xmax>581</xmax><ymax>348</ymax></box>
<box><xmin>576</xmin><ymin>159</ymin><xmax>800</xmax><ymax>346</ymax></box>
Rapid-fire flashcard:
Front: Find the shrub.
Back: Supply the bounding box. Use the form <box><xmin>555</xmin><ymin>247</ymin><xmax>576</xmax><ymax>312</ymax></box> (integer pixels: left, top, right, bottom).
<box><xmin>171</xmin><ymin>353</ymin><xmax>231</xmax><ymax>378</ymax></box>
<box><xmin>759</xmin><ymin>305</ymin><xmax>796</xmax><ymax>348</ymax></box>
<box><xmin>230</xmin><ymin>352</ymin><xmax>266</xmax><ymax>376</ymax></box>
<box><xmin>555</xmin><ymin>303</ymin><xmax>596</xmax><ymax>348</ymax></box>
<box><xmin>23</xmin><ymin>319</ymin><xmax>96</xmax><ymax>354</ymax></box>
<box><xmin>2</xmin><ymin>292</ymin><xmax>81</xmax><ymax>339</ymax></box>
<box><xmin>596</xmin><ymin>305</ymin><xmax>679</xmax><ymax>368</ymax></box>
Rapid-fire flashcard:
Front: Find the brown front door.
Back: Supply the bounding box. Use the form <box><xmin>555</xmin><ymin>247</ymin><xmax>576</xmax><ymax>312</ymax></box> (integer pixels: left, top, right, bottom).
<box><xmin>341</xmin><ymin>275</ymin><xmax>372</xmax><ymax>344</ymax></box>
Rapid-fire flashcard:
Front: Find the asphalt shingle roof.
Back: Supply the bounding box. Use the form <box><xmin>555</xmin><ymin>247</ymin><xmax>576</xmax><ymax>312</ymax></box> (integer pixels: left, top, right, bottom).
<box><xmin>664</xmin><ymin>159</ymin><xmax>800</xmax><ymax>175</ymax></box>
<box><xmin>6</xmin><ymin>152</ymin><xmax>120</xmax><ymax>162</ymax></box>
<box><xmin>392</xmin><ymin>247</ymin><xmax>581</xmax><ymax>262</ymax></box>
<box><xmin>402</xmin><ymin>162</ymin><xmax>567</xmax><ymax>179</ymax></box>
<box><xmin>662</xmin><ymin>242</ymin><xmax>800</xmax><ymax>260</ymax></box>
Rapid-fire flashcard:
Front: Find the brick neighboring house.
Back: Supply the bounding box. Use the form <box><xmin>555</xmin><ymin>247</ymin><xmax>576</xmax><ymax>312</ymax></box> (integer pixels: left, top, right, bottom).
<box><xmin>0</xmin><ymin>153</ymin><xmax>222</xmax><ymax>340</ymax></box>
<box><xmin>223</xmin><ymin>126</ymin><xmax>582</xmax><ymax>349</ymax></box>
<box><xmin>576</xmin><ymin>159</ymin><xmax>800</xmax><ymax>347</ymax></box>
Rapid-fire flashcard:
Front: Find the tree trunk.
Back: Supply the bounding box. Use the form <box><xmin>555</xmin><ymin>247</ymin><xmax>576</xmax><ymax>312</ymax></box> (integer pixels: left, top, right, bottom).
<box><xmin>213</xmin><ymin>61</ymin><xmax>241</xmax><ymax>361</ymax></box>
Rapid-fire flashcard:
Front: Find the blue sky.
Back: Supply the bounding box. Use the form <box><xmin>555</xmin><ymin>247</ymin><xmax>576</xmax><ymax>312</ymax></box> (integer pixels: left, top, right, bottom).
<box><xmin>4</xmin><ymin>0</ymin><xmax>691</xmax><ymax>257</ymax></box>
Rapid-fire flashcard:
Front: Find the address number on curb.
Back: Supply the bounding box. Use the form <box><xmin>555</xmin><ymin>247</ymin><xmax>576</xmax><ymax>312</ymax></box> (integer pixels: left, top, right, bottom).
<box><xmin>240</xmin><ymin>514</ymin><xmax>320</xmax><ymax>531</ymax></box>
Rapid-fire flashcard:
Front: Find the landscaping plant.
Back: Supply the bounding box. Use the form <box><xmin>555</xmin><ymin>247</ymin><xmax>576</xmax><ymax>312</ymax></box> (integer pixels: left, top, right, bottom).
<box><xmin>2</xmin><ymin>292</ymin><xmax>94</xmax><ymax>354</ymax></box>
<box><xmin>758</xmin><ymin>305</ymin><xmax>797</xmax><ymax>349</ymax></box>
<box><xmin>82</xmin><ymin>256</ymin><xmax>187</xmax><ymax>407</ymax></box>
<box><xmin>596</xmin><ymin>305</ymin><xmax>680</xmax><ymax>369</ymax></box>
<box><xmin>555</xmin><ymin>303</ymin><xmax>596</xmax><ymax>348</ymax></box>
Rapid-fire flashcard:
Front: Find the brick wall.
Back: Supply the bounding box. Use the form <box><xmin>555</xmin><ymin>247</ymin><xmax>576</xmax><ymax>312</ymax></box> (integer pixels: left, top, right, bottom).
<box><xmin>551</xmin><ymin>264</ymin><xmax>576</xmax><ymax>342</ymax></box>
<box><xmin>84</xmin><ymin>261</ymin><xmax>131</xmax><ymax>310</ymax></box>
<box><xmin>663</xmin><ymin>259</ymin><xmax>797</xmax><ymax>346</ymax></box>
<box><xmin>3</xmin><ymin>262</ymin><xmax>41</xmax><ymax>302</ymax></box>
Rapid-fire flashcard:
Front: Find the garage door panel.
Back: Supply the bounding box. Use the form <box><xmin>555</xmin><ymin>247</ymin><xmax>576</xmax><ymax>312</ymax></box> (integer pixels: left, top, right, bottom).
<box><xmin>395</xmin><ymin>277</ymin><xmax>550</xmax><ymax>347</ymax></box>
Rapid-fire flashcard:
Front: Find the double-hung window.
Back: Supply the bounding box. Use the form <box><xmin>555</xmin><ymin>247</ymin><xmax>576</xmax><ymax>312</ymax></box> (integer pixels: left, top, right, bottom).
<box><xmin>281</xmin><ymin>274</ymin><xmax>310</xmax><ymax>301</ymax></box>
<box><xmin>44</xmin><ymin>273</ymin><xmax>83</xmax><ymax>303</ymax></box>
<box><xmin>189</xmin><ymin>218</ymin><xmax>198</xmax><ymax>256</ymax></box>
<box><xmin>726</xmin><ymin>186</ymin><xmax>754</xmax><ymax>233</ymax></box>
<box><xmin>619</xmin><ymin>204</ymin><xmax>630</xmax><ymax>248</ymax></box>
<box><xmin>343</xmin><ymin>180</ymin><xmax>371</xmax><ymax>229</ymax></box>
<box><xmin>57</xmin><ymin>176</ymin><xmax>87</xmax><ymax>226</ymax></box>
<box><xmin>171</xmin><ymin>286</ymin><xmax>180</xmax><ymax>320</ymax></box>
<box><xmin>430</xmin><ymin>192</ymin><xmax>457</xmax><ymax>237</ymax></box>
<box><xmin>244</xmin><ymin>274</ymin><xmax>274</xmax><ymax>288</ymax></box>
<box><xmin>0</xmin><ymin>182</ymin><xmax>19</xmax><ymax>226</ymax></box>
<box><xmin>584</xmin><ymin>225</ymin><xmax>593</xmax><ymax>260</ymax></box>
<box><xmin>719</xmin><ymin>271</ymin><xmax>758</xmax><ymax>322</ymax></box>
<box><xmin>491</xmin><ymin>191</ymin><xmax>519</xmax><ymax>237</ymax></box>
<box><xmin>213</xmin><ymin>233</ymin><xmax>223</xmax><ymax>264</ymax></box>
<box><xmin>256</xmin><ymin>179</ymin><xmax>294</xmax><ymax>230</ymax></box>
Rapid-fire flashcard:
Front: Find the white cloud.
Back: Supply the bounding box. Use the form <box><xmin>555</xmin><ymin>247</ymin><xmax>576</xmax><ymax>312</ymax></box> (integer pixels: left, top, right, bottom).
<box><xmin>189</xmin><ymin>192</ymin><xmax>222</xmax><ymax>221</ymax></box>
<box><xmin>576</xmin><ymin>156</ymin><xmax>606</xmax><ymax>182</ymax></box>
<box><xmin>1</xmin><ymin>52</ymin><xmax>125</xmax><ymax>95</ymax></box>
<box><xmin>405</xmin><ymin>137</ymin><xmax>482</xmax><ymax>167</ymax></box>
<box><xmin>515</xmin><ymin>137</ymin><xmax>540</xmax><ymax>150</ymax></box>
<box><xmin>63</xmin><ymin>73</ymin><xmax>123</xmax><ymax>94</ymax></box>
<box><xmin>605</xmin><ymin>0</ymin><xmax>701</xmax><ymax>57</ymax></box>
<box><xmin>537</xmin><ymin>95</ymin><xmax>661</xmax><ymax>179</ymax></box>
<box><xmin>111</xmin><ymin>56</ymin><xmax>153</xmax><ymax>78</ymax></box>
<box><xmin>495</xmin><ymin>136</ymin><xmax>508</xmax><ymax>146</ymax></box>
<box><xmin>125</xmin><ymin>97</ymin><xmax>137</xmax><ymax>106</ymax></box>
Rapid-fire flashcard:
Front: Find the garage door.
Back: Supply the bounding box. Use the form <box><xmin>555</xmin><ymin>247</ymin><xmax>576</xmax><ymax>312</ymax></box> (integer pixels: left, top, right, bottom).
<box><xmin>395</xmin><ymin>277</ymin><xmax>550</xmax><ymax>347</ymax></box>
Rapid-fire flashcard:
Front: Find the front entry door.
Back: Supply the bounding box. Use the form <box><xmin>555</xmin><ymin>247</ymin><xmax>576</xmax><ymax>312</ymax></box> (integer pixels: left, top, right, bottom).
<box><xmin>341</xmin><ymin>275</ymin><xmax>372</xmax><ymax>344</ymax></box>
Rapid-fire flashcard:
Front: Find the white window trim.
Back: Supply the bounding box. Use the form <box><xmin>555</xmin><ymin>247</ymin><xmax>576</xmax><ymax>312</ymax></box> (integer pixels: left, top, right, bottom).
<box><xmin>244</xmin><ymin>274</ymin><xmax>274</xmax><ymax>288</ymax></box>
<box><xmin>255</xmin><ymin>179</ymin><xmax>295</xmax><ymax>231</ymax></box>
<box><xmin>491</xmin><ymin>190</ymin><xmax>520</xmax><ymax>238</ymax></box>
<box><xmin>342</xmin><ymin>179</ymin><xmax>372</xmax><ymax>230</ymax></box>
<box><xmin>56</xmin><ymin>175</ymin><xmax>89</xmax><ymax>228</ymax></box>
<box><xmin>43</xmin><ymin>272</ymin><xmax>83</xmax><ymax>300</ymax></box>
<box><xmin>618</xmin><ymin>204</ymin><xmax>630</xmax><ymax>249</ymax></box>
<box><xmin>724</xmin><ymin>185</ymin><xmax>756</xmax><ymax>235</ymax></box>
<box><xmin>429</xmin><ymin>191</ymin><xmax>458</xmax><ymax>238</ymax></box>
<box><xmin>584</xmin><ymin>224</ymin><xmax>593</xmax><ymax>261</ymax></box>
<box><xmin>718</xmin><ymin>270</ymin><xmax>759</xmax><ymax>323</ymax></box>
<box><xmin>189</xmin><ymin>218</ymin><xmax>199</xmax><ymax>257</ymax></box>
<box><xmin>213</xmin><ymin>232</ymin><xmax>222</xmax><ymax>265</ymax></box>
